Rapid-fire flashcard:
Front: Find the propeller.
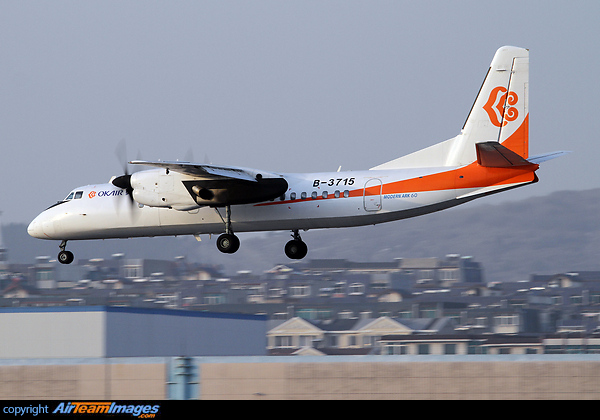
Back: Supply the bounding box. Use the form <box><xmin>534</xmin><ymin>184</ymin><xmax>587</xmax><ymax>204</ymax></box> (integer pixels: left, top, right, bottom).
<box><xmin>112</xmin><ymin>139</ymin><xmax>137</xmax><ymax>211</ymax></box>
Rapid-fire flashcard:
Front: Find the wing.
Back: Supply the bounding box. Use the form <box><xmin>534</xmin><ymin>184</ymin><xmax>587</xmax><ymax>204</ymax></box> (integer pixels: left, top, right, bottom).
<box><xmin>130</xmin><ymin>160</ymin><xmax>288</xmax><ymax>206</ymax></box>
<box><xmin>130</xmin><ymin>160</ymin><xmax>281</xmax><ymax>182</ymax></box>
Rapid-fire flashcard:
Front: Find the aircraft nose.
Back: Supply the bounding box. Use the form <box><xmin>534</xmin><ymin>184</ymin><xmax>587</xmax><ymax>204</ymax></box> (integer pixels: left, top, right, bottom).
<box><xmin>27</xmin><ymin>218</ymin><xmax>44</xmax><ymax>239</ymax></box>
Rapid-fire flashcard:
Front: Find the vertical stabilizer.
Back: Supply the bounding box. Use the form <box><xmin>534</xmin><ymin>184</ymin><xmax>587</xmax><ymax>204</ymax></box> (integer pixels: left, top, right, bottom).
<box><xmin>372</xmin><ymin>46</ymin><xmax>530</xmax><ymax>170</ymax></box>
<box><xmin>448</xmin><ymin>46</ymin><xmax>529</xmax><ymax>165</ymax></box>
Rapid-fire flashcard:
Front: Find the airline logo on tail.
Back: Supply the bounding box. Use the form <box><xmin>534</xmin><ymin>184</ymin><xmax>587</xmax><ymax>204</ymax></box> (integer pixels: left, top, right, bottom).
<box><xmin>483</xmin><ymin>86</ymin><xmax>519</xmax><ymax>127</ymax></box>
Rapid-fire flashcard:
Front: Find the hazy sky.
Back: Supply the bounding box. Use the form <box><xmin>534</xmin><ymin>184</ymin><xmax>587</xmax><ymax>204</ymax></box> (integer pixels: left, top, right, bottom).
<box><xmin>1</xmin><ymin>1</ymin><xmax>598</xmax><ymax>225</ymax></box>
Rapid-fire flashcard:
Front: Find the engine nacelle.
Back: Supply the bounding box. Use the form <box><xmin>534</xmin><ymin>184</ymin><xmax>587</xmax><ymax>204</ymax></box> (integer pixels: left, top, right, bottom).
<box><xmin>130</xmin><ymin>170</ymin><xmax>200</xmax><ymax>211</ymax></box>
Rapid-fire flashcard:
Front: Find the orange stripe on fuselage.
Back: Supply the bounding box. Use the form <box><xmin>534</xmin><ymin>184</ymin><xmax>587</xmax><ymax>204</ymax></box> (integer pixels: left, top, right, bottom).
<box><xmin>257</xmin><ymin>114</ymin><xmax>535</xmax><ymax>206</ymax></box>
<box><xmin>256</xmin><ymin>162</ymin><xmax>537</xmax><ymax>208</ymax></box>
<box><xmin>374</xmin><ymin>160</ymin><xmax>538</xmax><ymax>197</ymax></box>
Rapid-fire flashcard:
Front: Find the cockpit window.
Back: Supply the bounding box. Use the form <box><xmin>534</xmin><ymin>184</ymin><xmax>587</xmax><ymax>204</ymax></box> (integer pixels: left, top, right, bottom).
<box><xmin>74</xmin><ymin>191</ymin><xmax>83</xmax><ymax>199</ymax></box>
<box><xmin>65</xmin><ymin>192</ymin><xmax>75</xmax><ymax>200</ymax></box>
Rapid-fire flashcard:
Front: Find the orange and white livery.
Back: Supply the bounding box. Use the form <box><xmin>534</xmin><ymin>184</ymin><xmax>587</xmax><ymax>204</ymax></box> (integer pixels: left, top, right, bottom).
<box><xmin>28</xmin><ymin>46</ymin><xmax>567</xmax><ymax>264</ymax></box>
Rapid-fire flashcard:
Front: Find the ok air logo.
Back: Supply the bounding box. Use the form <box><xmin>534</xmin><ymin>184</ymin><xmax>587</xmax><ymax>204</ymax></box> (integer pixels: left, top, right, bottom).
<box><xmin>483</xmin><ymin>86</ymin><xmax>519</xmax><ymax>127</ymax></box>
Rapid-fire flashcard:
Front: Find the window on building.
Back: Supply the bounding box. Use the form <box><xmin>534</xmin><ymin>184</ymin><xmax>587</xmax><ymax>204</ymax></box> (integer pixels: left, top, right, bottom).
<box><xmin>349</xmin><ymin>283</ymin><xmax>365</xmax><ymax>296</ymax></box>
<box><xmin>36</xmin><ymin>270</ymin><xmax>53</xmax><ymax>281</ymax></box>
<box><xmin>204</xmin><ymin>295</ymin><xmax>225</xmax><ymax>305</ymax></box>
<box><xmin>290</xmin><ymin>285</ymin><xmax>311</xmax><ymax>297</ymax></box>
<box><xmin>468</xmin><ymin>343</ymin><xmax>487</xmax><ymax>354</ymax></box>
<box><xmin>495</xmin><ymin>315</ymin><xmax>519</xmax><ymax>326</ymax></box>
<box><xmin>296</xmin><ymin>308</ymin><xmax>317</xmax><ymax>320</ymax></box>
<box><xmin>440</xmin><ymin>269</ymin><xmax>459</xmax><ymax>282</ymax></box>
<box><xmin>418</xmin><ymin>344</ymin><xmax>430</xmax><ymax>355</ymax></box>
<box><xmin>275</xmin><ymin>336</ymin><xmax>293</xmax><ymax>347</ymax></box>
<box><xmin>123</xmin><ymin>266</ymin><xmax>142</xmax><ymax>279</ymax></box>
<box><xmin>385</xmin><ymin>344</ymin><xmax>407</xmax><ymax>355</ymax></box>
<box><xmin>444</xmin><ymin>344</ymin><xmax>457</xmax><ymax>355</ymax></box>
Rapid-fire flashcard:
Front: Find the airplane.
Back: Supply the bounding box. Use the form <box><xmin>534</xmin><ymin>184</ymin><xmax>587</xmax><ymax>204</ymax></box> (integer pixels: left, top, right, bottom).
<box><xmin>28</xmin><ymin>46</ymin><xmax>568</xmax><ymax>265</ymax></box>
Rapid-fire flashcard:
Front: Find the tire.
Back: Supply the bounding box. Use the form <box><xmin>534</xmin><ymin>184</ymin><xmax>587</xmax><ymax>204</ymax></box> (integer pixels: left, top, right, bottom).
<box><xmin>216</xmin><ymin>233</ymin><xmax>240</xmax><ymax>254</ymax></box>
<box><xmin>285</xmin><ymin>240</ymin><xmax>308</xmax><ymax>260</ymax></box>
<box><xmin>58</xmin><ymin>250</ymin><xmax>74</xmax><ymax>265</ymax></box>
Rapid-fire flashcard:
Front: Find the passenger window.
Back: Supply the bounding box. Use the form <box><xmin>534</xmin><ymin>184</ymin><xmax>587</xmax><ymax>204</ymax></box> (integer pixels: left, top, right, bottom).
<box><xmin>343</xmin><ymin>190</ymin><xmax>350</xmax><ymax>198</ymax></box>
<box><xmin>290</xmin><ymin>192</ymin><xmax>297</xmax><ymax>200</ymax></box>
<box><xmin>311</xmin><ymin>191</ymin><xmax>318</xmax><ymax>199</ymax></box>
<box><xmin>65</xmin><ymin>192</ymin><xmax>74</xmax><ymax>200</ymax></box>
<box><xmin>334</xmin><ymin>190</ymin><xmax>340</xmax><ymax>198</ymax></box>
<box><xmin>322</xmin><ymin>191</ymin><xmax>328</xmax><ymax>199</ymax></box>
<box><xmin>301</xmin><ymin>192</ymin><xmax>307</xmax><ymax>200</ymax></box>
<box><xmin>74</xmin><ymin>191</ymin><xmax>83</xmax><ymax>199</ymax></box>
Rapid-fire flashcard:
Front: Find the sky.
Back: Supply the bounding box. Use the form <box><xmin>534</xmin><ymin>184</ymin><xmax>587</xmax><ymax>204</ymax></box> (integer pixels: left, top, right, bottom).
<box><xmin>1</xmin><ymin>0</ymin><xmax>598</xmax><ymax>225</ymax></box>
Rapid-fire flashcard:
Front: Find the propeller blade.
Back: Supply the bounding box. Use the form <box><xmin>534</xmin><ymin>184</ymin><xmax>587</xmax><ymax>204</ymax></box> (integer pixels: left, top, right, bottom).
<box><xmin>112</xmin><ymin>140</ymin><xmax>138</xmax><ymax>216</ymax></box>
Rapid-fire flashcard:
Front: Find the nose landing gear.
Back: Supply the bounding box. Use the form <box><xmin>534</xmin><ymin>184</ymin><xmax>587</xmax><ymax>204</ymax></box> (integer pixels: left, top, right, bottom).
<box><xmin>57</xmin><ymin>240</ymin><xmax>74</xmax><ymax>265</ymax></box>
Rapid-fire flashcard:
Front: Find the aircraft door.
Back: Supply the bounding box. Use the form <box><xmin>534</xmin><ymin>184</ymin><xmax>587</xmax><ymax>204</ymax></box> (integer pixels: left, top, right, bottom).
<box><xmin>363</xmin><ymin>178</ymin><xmax>382</xmax><ymax>212</ymax></box>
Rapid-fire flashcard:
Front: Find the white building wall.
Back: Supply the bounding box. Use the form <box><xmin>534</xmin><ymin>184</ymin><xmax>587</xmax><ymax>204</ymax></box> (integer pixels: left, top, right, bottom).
<box><xmin>0</xmin><ymin>306</ymin><xmax>266</xmax><ymax>359</ymax></box>
<box><xmin>0</xmin><ymin>309</ymin><xmax>106</xmax><ymax>358</ymax></box>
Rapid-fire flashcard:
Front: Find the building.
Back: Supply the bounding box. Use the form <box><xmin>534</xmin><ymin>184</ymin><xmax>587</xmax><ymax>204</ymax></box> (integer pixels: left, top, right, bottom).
<box><xmin>380</xmin><ymin>334</ymin><xmax>544</xmax><ymax>355</ymax></box>
<box><xmin>380</xmin><ymin>331</ymin><xmax>600</xmax><ymax>356</ymax></box>
<box><xmin>0</xmin><ymin>306</ymin><xmax>266</xmax><ymax>358</ymax></box>
<box><xmin>267</xmin><ymin>316</ymin><xmax>455</xmax><ymax>355</ymax></box>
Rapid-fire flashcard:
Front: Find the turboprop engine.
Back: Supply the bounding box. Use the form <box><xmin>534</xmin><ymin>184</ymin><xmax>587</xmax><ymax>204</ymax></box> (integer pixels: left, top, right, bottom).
<box><xmin>112</xmin><ymin>167</ymin><xmax>288</xmax><ymax>210</ymax></box>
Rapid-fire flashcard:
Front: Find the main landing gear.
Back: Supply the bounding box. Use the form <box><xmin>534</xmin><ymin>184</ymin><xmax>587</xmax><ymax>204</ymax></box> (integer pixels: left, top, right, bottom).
<box><xmin>57</xmin><ymin>240</ymin><xmax>74</xmax><ymax>265</ymax></box>
<box><xmin>216</xmin><ymin>206</ymin><xmax>240</xmax><ymax>254</ymax></box>
<box><xmin>214</xmin><ymin>206</ymin><xmax>308</xmax><ymax>259</ymax></box>
<box><xmin>285</xmin><ymin>230</ymin><xmax>308</xmax><ymax>260</ymax></box>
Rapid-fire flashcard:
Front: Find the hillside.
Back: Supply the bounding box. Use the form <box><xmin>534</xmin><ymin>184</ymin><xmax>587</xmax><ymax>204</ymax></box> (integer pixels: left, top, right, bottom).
<box><xmin>3</xmin><ymin>188</ymin><xmax>599</xmax><ymax>282</ymax></box>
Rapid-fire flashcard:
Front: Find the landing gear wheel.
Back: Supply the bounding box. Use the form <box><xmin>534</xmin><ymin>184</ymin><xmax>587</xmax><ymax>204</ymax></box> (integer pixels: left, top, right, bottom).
<box><xmin>216</xmin><ymin>233</ymin><xmax>240</xmax><ymax>254</ymax></box>
<box><xmin>58</xmin><ymin>250</ymin><xmax>74</xmax><ymax>265</ymax></box>
<box><xmin>285</xmin><ymin>239</ymin><xmax>308</xmax><ymax>260</ymax></box>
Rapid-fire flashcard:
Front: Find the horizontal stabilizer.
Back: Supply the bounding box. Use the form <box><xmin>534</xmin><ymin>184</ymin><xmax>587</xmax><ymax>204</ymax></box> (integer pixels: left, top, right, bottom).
<box><xmin>527</xmin><ymin>150</ymin><xmax>571</xmax><ymax>164</ymax></box>
<box><xmin>476</xmin><ymin>141</ymin><xmax>536</xmax><ymax>168</ymax></box>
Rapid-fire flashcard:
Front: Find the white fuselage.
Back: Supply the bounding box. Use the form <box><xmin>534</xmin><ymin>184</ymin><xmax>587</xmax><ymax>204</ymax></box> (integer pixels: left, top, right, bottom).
<box><xmin>27</xmin><ymin>164</ymin><xmax>529</xmax><ymax>242</ymax></box>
